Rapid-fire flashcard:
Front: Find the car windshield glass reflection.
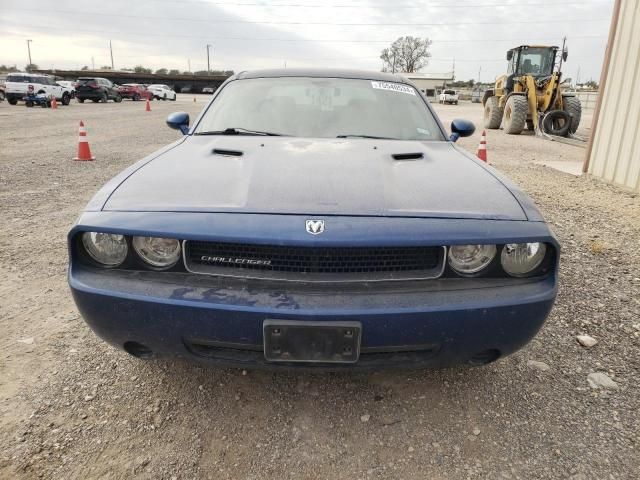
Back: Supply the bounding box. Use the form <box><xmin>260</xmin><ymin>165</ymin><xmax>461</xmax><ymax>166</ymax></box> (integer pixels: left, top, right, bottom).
<box><xmin>194</xmin><ymin>77</ymin><xmax>445</xmax><ymax>141</ymax></box>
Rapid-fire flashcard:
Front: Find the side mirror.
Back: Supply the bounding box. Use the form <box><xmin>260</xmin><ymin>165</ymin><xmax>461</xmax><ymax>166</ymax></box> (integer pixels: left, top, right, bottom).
<box><xmin>166</xmin><ymin>112</ymin><xmax>190</xmax><ymax>135</ymax></box>
<box><xmin>562</xmin><ymin>49</ymin><xmax>568</xmax><ymax>61</ymax></box>
<box><xmin>506</xmin><ymin>50</ymin><xmax>513</xmax><ymax>61</ymax></box>
<box><xmin>449</xmin><ymin>119</ymin><xmax>475</xmax><ymax>142</ymax></box>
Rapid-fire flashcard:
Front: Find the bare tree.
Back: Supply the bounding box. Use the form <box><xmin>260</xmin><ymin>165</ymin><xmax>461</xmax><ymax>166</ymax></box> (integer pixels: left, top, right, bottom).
<box><xmin>380</xmin><ymin>36</ymin><xmax>432</xmax><ymax>73</ymax></box>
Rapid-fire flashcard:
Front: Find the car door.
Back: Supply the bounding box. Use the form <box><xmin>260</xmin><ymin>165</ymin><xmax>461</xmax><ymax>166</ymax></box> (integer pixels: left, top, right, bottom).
<box><xmin>103</xmin><ymin>79</ymin><xmax>114</xmax><ymax>97</ymax></box>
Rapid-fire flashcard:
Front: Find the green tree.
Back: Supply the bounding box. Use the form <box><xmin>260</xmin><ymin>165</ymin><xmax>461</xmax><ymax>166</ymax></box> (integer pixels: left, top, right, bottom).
<box><xmin>168</xmin><ymin>69</ymin><xmax>181</xmax><ymax>75</ymax></box>
<box><xmin>80</xmin><ymin>65</ymin><xmax>89</xmax><ymax>70</ymax></box>
<box><xmin>380</xmin><ymin>37</ymin><xmax>432</xmax><ymax>73</ymax></box>
<box><xmin>133</xmin><ymin>65</ymin><xmax>152</xmax><ymax>74</ymax></box>
<box><xmin>25</xmin><ymin>63</ymin><xmax>39</xmax><ymax>72</ymax></box>
<box><xmin>155</xmin><ymin>68</ymin><xmax>168</xmax><ymax>75</ymax></box>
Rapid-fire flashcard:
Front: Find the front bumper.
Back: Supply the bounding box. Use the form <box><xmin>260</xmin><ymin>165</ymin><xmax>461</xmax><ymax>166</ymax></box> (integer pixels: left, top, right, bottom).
<box><xmin>68</xmin><ymin>211</ymin><xmax>559</xmax><ymax>370</ymax></box>
<box><xmin>70</xmin><ymin>267</ymin><xmax>556</xmax><ymax>369</ymax></box>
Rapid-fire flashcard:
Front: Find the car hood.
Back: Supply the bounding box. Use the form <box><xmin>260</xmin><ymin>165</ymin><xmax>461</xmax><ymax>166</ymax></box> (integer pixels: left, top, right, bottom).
<box><xmin>102</xmin><ymin>137</ymin><xmax>527</xmax><ymax>220</ymax></box>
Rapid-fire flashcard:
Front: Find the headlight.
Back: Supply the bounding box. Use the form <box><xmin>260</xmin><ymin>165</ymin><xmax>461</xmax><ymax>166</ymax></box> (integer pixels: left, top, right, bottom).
<box><xmin>132</xmin><ymin>236</ymin><xmax>181</xmax><ymax>268</ymax></box>
<box><xmin>448</xmin><ymin>244</ymin><xmax>497</xmax><ymax>275</ymax></box>
<box><xmin>501</xmin><ymin>242</ymin><xmax>547</xmax><ymax>277</ymax></box>
<box><xmin>81</xmin><ymin>232</ymin><xmax>128</xmax><ymax>266</ymax></box>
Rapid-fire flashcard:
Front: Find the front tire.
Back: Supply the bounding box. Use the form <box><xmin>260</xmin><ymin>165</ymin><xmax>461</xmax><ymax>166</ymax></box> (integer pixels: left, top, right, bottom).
<box><xmin>8</xmin><ymin>98</ymin><xmax>18</xmax><ymax>105</ymax></box>
<box><xmin>61</xmin><ymin>93</ymin><xmax>71</xmax><ymax>106</ymax></box>
<box><xmin>484</xmin><ymin>96</ymin><xmax>503</xmax><ymax>129</ymax></box>
<box><xmin>101</xmin><ymin>92</ymin><xmax>108</xmax><ymax>103</ymax></box>
<box><xmin>562</xmin><ymin>96</ymin><xmax>582</xmax><ymax>134</ymax></box>
<box><xmin>115</xmin><ymin>95</ymin><xmax>122</xmax><ymax>103</ymax></box>
<box><xmin>503</xmin><ymin>95</ymin><xmax>528</xmax><ymax>134</ymax></box>
<box><xmin>162</xmin><ymin>94</ymin><xmax>167</xmax><ymax>101</ymax></box>
<box><xmin>133</xmin><ymin>94</ymin><xmax>140</xmax><ymax>101</ymax></box>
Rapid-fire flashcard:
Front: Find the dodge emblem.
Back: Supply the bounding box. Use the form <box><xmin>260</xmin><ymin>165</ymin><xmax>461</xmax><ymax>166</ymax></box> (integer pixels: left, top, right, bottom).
<box><xmin>305</xmin><ymin>219</ymin><xmax>325</xmax><ymax>235</ymax></box>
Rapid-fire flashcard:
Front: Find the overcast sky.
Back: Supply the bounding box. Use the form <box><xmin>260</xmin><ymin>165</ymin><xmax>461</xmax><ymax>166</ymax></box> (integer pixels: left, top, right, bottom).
<box><xmin>1</xmin><ymin>0</ymin><xmax>613</xmax><ymax>83</ymax></box>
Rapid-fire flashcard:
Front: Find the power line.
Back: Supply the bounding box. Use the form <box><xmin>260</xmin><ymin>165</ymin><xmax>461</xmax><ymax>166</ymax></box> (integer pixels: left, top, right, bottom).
<box><xmin>5</xmin><ymin>8</ymin><xmax>611</xmax><ymax>26</ymax></box>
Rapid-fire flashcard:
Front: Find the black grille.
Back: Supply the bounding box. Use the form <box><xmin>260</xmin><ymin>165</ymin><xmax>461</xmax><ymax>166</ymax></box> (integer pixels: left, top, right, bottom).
<box><xmin>184</xmin><ymin>241</ymin><xmax>444</xmax><ymax>282</ymax></box>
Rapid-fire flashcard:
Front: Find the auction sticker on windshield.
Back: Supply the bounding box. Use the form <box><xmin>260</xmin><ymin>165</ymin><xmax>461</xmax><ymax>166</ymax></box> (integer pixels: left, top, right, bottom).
<box><xmin>371</xmin><ymin>81</ymin><xmax>415</xmax><ymax>95</ymax></box>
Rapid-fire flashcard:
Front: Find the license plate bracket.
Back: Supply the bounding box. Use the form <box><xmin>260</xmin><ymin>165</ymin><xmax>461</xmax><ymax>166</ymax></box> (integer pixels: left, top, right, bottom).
<box><xmin>263</xmin><ymin>320</ymin><xmax>362</xmax><ymax>363</ymax></box>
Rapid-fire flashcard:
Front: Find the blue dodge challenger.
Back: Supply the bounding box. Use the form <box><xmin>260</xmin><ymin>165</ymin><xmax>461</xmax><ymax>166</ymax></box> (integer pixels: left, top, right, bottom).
<box><xmin>68</xmin><ymin>69</ymin><xmax>559</xmax><ymax>369</ymax></box>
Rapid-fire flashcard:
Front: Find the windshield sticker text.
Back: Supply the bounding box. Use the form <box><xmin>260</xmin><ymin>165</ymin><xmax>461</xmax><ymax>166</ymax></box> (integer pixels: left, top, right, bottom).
<box><xmin>371</xmin><ymin>81</ymin><xmax>415</xmax><ymax>95</ymax></box>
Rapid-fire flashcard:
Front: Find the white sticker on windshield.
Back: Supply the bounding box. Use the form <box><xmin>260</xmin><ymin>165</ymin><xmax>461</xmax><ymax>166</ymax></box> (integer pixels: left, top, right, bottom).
<box><xmin>371</xmin><ymin>81</ymin><xmax>416</xmax><ymax>95</ymax></box>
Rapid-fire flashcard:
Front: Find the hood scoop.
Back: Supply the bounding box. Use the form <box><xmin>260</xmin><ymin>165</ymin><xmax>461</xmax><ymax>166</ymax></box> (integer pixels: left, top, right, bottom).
<box><xmin>212</xmin><ymin>148</ymin><xmax>243</xmax><ymax>157</ymax></box>
<box><xmin>392</xmin><ymin>152</ymin><xmax>424</xmax><ymax>161</ymax></box>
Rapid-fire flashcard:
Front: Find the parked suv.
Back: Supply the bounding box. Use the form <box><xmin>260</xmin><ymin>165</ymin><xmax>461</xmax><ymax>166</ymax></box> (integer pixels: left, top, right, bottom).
<box><xmin>4</xmin><ymin>73</ymin><xmax>73</xmax><ymax>105</ymax></box>
<box><xmin>75</xmin><ymin>77</ymin><xmax>122</xmax><ymax>103</ymax></box>
<box><xmin>117</xmin><ymin>83</ymin><xmax>152</xmax><ymax>101</ymax></box>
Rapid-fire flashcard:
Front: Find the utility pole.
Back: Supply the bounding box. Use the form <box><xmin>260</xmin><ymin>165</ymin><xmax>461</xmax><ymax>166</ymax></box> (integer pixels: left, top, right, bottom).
<box><xmin>26</xmin><ymin>39</ymin><xmax>33</xmax><ymax>68</ymax></box>
<box><xmin>206</xmin><ymin>44</ymin><xmax>212</xmax><ymax>74</ymax></box>
<box><xmin>109</xmin><ymin>40</ymin><xmax>114</xmax><ymax>70</ymax></box>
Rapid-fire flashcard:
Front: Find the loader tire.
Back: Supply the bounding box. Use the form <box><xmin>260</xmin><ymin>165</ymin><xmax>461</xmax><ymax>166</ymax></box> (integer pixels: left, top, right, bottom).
<box><xmin>562</xmin><ymin>96</ymin><xmax>582</xmax><ymax>134</ymax></box>
<box><xmin>484</xmin><ymin>96</ymin><xmax>503</xmax><ymax>129</ymax></box>
<box><xmin>542</xmin><ymin>110</ymin><xmax>572</xmax><ymax>137</ymax></box>
<box><xmin>503</xmin><ymin>95</ymin><xmax>528</xmax><ymax>134</ymax></box>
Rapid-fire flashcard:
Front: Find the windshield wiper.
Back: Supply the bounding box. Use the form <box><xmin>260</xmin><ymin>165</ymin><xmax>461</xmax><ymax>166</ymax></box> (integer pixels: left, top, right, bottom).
<box><xmin>195</xmin><ymin>127</ymin><xmax>284</xmax><ymax>136</ymax></box>
<box><xmin>336</xmin><ymin>134</ymin><xmax>397</xmax><ymax>139</ymax></box>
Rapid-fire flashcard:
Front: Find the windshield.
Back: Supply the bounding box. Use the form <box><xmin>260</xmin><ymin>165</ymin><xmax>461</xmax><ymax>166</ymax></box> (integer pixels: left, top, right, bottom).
<box><xmin>194</xmin><ymin>77</ymin><xmax>445</xmax><ymax>140</ymax></box>
<box><xmin>518</xmin><ymin>48</ymin><xmax>556</xmax><ymax>76</ymax></box>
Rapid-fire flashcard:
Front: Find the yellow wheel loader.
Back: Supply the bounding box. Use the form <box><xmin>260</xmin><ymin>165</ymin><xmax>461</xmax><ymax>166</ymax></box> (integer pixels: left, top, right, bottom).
<box><xmin>482</xmin><ymin>44</ymin><xmax>581</xmax><ymax>137</ymax></box>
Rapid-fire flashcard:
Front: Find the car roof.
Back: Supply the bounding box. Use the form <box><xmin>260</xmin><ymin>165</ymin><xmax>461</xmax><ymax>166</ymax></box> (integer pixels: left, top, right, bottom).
<box><xmin>233</xmin><ymin>68</ymin><xmax>412</xmax><ymax>84</ymax></box>
<box><xmin>8</xmin><ymin>72</ymin><xmax>48</xmax><ymax>77</ymax></box>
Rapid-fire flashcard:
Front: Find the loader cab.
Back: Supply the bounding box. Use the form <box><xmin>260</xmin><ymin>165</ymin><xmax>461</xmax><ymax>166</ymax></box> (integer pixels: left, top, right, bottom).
<box><xmin>507</xmin><ymin>46</ymin><xmax>559</xmax><ymax>78</ymax></box>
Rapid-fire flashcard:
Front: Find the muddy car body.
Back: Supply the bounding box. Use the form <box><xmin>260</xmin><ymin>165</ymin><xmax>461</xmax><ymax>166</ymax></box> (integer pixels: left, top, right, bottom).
<box><xmin>68</xmin><ymin>69</ymin><xmax>559</xmax><ymax>369</ymax></box>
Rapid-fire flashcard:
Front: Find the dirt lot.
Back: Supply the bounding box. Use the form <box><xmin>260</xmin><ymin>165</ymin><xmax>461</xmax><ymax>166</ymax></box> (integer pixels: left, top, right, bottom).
<box><xmin>1</xmin><ymin>97</ymin><xmax>638</xmax><ymax>480</ymax></box>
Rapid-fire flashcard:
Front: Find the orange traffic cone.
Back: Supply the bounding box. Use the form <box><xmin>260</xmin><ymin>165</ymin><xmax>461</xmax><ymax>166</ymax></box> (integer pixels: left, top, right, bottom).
<box><xmin>73</xmin><ymin>121</ymin><xmax>95</xmax><ymax>161</ymax></box>
<box><xmin>51</xmin><ymin>95</ymin><xmax>57</xmax><ymax>109</ymax></box>
<box><xmin>477</xmin><ymin>130</ymin><xmax>487</xmax><ymax>163</ymax></box>
<box><xmin>145</xmin><ymin>98</ymin><xmax>151</xmax><ymax>111</ymax></box>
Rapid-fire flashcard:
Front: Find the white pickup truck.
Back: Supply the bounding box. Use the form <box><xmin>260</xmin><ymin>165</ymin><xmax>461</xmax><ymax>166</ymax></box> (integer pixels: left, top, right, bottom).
<box><xmin>4</xmin><ymin>72</ymin><xmax>73</xmax><ymax>105</ymax></box>
<box><xmin>439</xmin><ymin>89</ymin><xmax>459</xmax><ymax>105</ymax></box>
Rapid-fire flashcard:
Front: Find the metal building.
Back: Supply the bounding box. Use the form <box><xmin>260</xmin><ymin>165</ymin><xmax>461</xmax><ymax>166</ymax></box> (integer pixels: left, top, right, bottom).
<box><xmin>400</xmin><ymin>72</ymin><xmax>455</xmax><ymax>101</ymax></box>
<box><xmin>585</xmin><ymin>0</ymin><xmax>640</xmax><ymax>192</ymax></box>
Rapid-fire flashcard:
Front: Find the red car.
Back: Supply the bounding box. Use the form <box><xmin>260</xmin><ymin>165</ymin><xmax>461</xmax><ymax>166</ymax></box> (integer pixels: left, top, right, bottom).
<box><xmin>117</xmin><ymin>83</ymin><xmax>153</xmax><ymax>101</ymax></box>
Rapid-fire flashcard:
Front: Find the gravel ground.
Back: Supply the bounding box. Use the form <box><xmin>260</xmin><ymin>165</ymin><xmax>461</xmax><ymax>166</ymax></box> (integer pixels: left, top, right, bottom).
<box><xmin>0</xmin><ymin>97</ymin><xmax>638</xmax><ymax>479</ymax></box>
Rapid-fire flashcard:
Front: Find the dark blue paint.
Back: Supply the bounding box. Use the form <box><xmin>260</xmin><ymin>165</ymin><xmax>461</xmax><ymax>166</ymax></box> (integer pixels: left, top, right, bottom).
<box><xmin>67</xmin><ymin>69</ymin><xmax>560</xmax><ymax>369</ymax></box>
<box><xmin>450</xmin><ymin>118</ymin><xmax>476</xmax><ymax>142</ymax></box>
<box><xmin>70</xmin><ymin>268</ymin><xmax>556</xmax><ymax>369</ymax></box>
<box><xmin>68</xmin><ymin>210</ymin><xmax>559</xmax><ymax>369</ymax></box>
<box><xmin>166</xmin><ymin>111</ymin><xmax>190</xmax><ymax>135</ymax></box>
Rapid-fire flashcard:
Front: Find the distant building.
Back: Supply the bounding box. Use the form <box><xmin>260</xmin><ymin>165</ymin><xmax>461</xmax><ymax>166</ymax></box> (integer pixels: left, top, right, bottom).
<box><xmin>400</xmin><ymin>72</ymin><xmax>455</xmax><ymax>100</ymax></box>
